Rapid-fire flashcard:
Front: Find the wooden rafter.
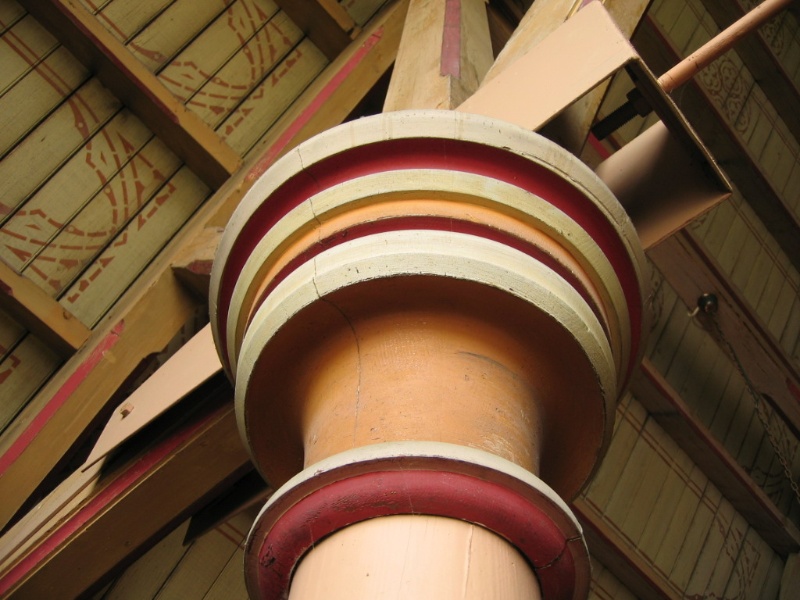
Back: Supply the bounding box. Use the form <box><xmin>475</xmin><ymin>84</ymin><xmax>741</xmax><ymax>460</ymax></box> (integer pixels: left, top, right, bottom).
<box><xmin>274</xmin><ymin>0</ymin><xmax>359</xmax><ymax>60</ymax></box>
<box><xmin>649</xmin><ymin>232</ymin><xmax>800</xmax><ymax>439</ymax></box>
<box><xmin>632</xmin><ymin>358</ymin><xmax>800</xmax><ymax>555</ymax></box>
<box><xmin>383</xmin><ymin>0</ymin><xmax>494</xmax><ymax>111</ymax></box>
<box><xmin>0</xmin><ymin>272</ymin><xmax>197</xmax><ymax>530</ymax></box>
<box><xmin>18</xmin><ymin>0</ymin><xmax>242</xmax><ymax>189</ymax></box>
<box><xmin>0</xmin><ymin>260</ymin><xmax>90</xmax><ymax>357</ymax></box>
<box><xmin>0</xmin><ymin>0</ymin><xmax>408</xmax><ymax>532</ymax></box>
<box><xmin>0</xmin><ymin>394</ymin><xmax>250</xmax><ymax>599</ymax></box>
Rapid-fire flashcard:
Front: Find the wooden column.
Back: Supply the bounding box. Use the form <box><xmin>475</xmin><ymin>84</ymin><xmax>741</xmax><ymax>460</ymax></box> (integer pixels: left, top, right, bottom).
<box><xmin>211</xmin><ymin>110</ymin><xmax>647</xmax><ymax>599</ymax></box>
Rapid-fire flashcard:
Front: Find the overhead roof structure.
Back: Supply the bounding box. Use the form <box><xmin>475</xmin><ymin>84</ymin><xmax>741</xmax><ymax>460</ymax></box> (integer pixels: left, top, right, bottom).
<box><xmin>0</xmin><ymin>0</ymin><xmax>800</xmax><ymax>598</ymax></box>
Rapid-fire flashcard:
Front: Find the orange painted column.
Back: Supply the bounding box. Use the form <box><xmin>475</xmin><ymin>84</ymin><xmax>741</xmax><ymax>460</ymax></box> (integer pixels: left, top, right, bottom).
<box><xmin>210</xmin><ymin>111</ymin><xmax>647</xmax><ymax>599</ymax></box>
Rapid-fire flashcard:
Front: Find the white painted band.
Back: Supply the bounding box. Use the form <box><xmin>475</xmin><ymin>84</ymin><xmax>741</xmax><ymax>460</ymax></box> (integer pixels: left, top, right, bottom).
<box><xmin>211</xmin><ymin>111</ymin><xmax>647</xmax><ymax>379</ymax></box>
<box><xmin>225</xmin><ymin>169</ymin><xmax>631</xmax><ymax>379</ymax></box>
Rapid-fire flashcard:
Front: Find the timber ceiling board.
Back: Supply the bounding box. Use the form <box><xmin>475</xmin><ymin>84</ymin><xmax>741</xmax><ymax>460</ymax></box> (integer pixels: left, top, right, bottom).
<box><xmin>699</xmin><ymin>0</ymin><xmax>800</xmax><ymax>142</ymax></box>
<box><xmin>17</xmin><ymin>0</ymin><xmax>242</xmax><ymax>189</ymax></box>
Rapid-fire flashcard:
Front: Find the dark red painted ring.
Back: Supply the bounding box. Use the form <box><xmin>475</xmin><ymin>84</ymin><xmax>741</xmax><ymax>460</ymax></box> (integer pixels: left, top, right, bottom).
<box><xmin>248</xmin><ymin>468</ymin><xmax>584</xmax><ymax>600</ymax></box>
<box><xmin>215</xmin><ymin>137</ymin><xmax>643</xmax><ymax>381</ymax></box>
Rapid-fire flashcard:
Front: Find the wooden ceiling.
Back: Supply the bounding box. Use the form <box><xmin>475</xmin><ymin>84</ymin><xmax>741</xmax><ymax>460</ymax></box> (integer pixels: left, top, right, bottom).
<box><xmin>0</xmin><ymin>0</ymin><xmax>799</xmax><ymax>598</ymax></box>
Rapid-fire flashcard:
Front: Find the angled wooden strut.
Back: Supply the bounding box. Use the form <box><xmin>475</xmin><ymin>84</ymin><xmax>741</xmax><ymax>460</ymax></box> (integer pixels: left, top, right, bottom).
<box><xmin>0</xmin><ymin>396</ymin><xmax>250</xmax><ymax>599</ymax></box>
<box><xmin>481</xmin><ymin>0</ymin><xmax>651</xmax><ymax>155</ymax></box>
<box><xmin>82</xmin><ymin>324</ymin><xmax>222</xmax><ymax>470</ymax></box>
<box><xmin>632</xmin><ymin>358</ymin><xmax>800</xmax><ymax>556</ymax></box>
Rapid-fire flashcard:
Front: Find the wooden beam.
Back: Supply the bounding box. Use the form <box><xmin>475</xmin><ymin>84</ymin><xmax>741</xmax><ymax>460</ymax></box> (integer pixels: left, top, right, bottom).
<box><xmin>0</xmin><ymin>0</ymin><xmax>407</xmax><ymax>532</ymax></box>
<box><xmin>636</xmin><ymin>15</ymin><xmax>800</xmax><ymax>272</ymax></box>
<box><xmin>572</xmin><ymin>498</ymin><xmax>682</xmax><ymax>600</ymax></box>
<box><xmin>384</xmin><ymin>0</ymin><xmax>493</xmax><ymax>110</ymax></box>
<box><xmin>648</xmin><ymin>231</ymin><xmax>800</xmax><ymax>439</ymax></box>
<box><xmin>0</xmin><ymin>460</ymin><xmax>106</xmax><ymax>578</ymax></box>
<box><xmin>274</xmin><ymin>0</ymin><xmax>358</xmax><ymax>60</ymax></box>
<box><xmin>480</xmin><ymin>0</ymin><xmax>582</xmax><ymax>85</ymax></box>
<box><xmin>18</xmin><ymin>0</ymin><xmax>242</xmax><ymax>189</ymax></box>
<box><xmin>0</xmin><ymin>394</ymin><xmax>250</xmax><ymax>599</ymax></box>
<box><xmin>459</xmin><ymin>2</ymin><xmax>640</xmax><ymax>129</ymax></box>
<box><xmin>0</xmin><ymin>272</ymin><xmax>197</xmax><ymax>530</ymax></box>
<box><xmin>0</xmin><ymin>260</ymin><xmax>89</xmax><ymax>357</ymax></box>
<box><xmin>632</xmin><ymin>358</ymin><xmax>800</xmax><ymax>556</ymax></box>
